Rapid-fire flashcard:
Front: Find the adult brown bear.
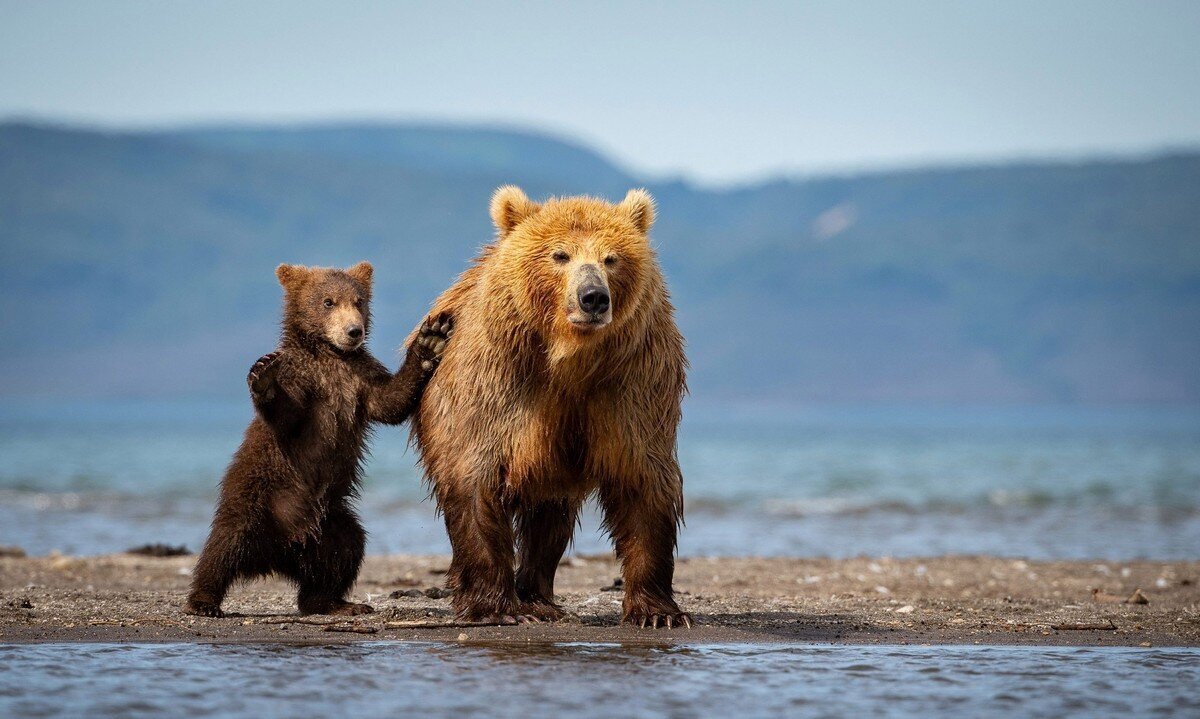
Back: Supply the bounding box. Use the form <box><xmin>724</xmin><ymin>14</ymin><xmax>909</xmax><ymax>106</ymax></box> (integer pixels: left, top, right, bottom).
<box><xmin>410</xmin><ymin>186</ymin><xmax>690</xmax><ymax>628</ymax></box>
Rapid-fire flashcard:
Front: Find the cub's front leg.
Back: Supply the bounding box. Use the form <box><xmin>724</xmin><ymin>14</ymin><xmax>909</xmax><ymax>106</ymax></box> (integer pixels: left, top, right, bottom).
<box><xmin>369</xmin><ymin>314</ymin><xmax>453</xmax><ymax>424</ymax></box>
<box><xmin>247</xmin><ymin>351</ymin><xmax>305</xmax><ymax>431</ymax></box>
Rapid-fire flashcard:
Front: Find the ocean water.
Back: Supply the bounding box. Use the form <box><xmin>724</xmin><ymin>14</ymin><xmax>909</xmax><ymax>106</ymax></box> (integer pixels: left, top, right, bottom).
<box><xmin>1</xmin><ymin>642</ymin><xmax>1196</xmax><ymax>718</ymax></box>
<box><xmin>1</xmin><ymin>400</ymin><xmax>1199</xmax><ymax>559</ymax></box>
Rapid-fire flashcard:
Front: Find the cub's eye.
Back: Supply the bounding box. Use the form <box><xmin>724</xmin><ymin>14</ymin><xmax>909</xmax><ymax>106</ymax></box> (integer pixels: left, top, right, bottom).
<box><xmin>323</xmin><ymin>298</ymin><xmax>335</xmax><ymax>308</ymax></box>
<box><xmin>353</xmin><ymin>297</ymin><xmax>363</xmax><ymax>307</ymax></box>
<box><xmin>604</xmin><ymin>255</ymin><xmax>619</xmax><ymax>267</ymax></box>
<box><xmin>551</xmin><ymin>250</ymin><xmax>570</xmax><ymax>264</ymax></box>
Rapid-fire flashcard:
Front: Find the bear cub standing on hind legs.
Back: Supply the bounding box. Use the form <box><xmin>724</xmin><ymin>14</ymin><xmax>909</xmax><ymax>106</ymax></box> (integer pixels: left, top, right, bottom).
<box><xmin>184</xmin><ymin>261</ymin><xmax>451</xmax><ymax>618</ymax></box>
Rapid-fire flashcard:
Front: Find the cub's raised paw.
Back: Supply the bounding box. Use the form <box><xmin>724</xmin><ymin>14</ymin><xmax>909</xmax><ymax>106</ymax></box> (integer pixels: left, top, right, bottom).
<box><xmin>414</xmin><ymin>313</ymin><xmax>453</xmax><ymax>371</ymax></box>
<box><xmin>247</xmin><ymin>351</ymin><xmax>283</xmax><ymax>399</ymax></box>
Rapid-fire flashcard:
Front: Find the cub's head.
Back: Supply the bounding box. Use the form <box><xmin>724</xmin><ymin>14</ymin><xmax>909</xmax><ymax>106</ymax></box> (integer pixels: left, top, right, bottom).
<box><xmin>489</xmin><ymin>186</ymin><xmax>657</xmax><ymax>344</ymax></box>
<box><xmin>276</xmin><ymin>261</ymin><xmax>373</xmax><ymax>353</ymax></box>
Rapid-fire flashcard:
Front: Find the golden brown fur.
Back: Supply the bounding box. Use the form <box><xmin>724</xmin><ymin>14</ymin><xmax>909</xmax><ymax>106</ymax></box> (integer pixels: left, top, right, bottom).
<box><xmin>409</xmin><ymin>187</ymin><xmax>690</xmax><ymax>628</ymax></box>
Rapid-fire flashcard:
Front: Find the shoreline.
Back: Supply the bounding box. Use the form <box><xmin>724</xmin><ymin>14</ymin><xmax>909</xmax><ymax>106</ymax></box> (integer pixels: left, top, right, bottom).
<box><xmin>2</xmin><ymin>554</ymin><xmax>1197</xmax><ymax>646</ymax></box>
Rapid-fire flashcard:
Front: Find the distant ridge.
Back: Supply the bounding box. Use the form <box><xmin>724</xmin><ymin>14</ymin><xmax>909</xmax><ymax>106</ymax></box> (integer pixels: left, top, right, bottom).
<box><xmin>2</xmin><ymin>121</ymin><xmax>1197</xmax><ymax>403</ymax></box>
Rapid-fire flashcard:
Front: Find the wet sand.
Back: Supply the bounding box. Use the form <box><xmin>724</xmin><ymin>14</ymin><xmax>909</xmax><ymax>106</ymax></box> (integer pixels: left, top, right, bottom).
<box><xmin>1</xmin><ymin>553</ymin><xmax>1196</xmax><ymax>646</ymax></box>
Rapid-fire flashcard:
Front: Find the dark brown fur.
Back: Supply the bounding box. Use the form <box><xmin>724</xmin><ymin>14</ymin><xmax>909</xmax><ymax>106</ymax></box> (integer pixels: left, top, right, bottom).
<box><xmin>184</xmin><ymin>262</ymin><xmax>449</xmax><ymax>618</ymax></box>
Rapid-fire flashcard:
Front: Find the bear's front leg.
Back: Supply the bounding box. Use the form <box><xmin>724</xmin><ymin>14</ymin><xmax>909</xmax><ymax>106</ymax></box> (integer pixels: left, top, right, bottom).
<box><xmin>439</xmin><ymin>481</ymin><xmax>526</xmax><ymax>624</ymax></box>
<box><xmin>514</xmin><ymin>498</ymin><xmax>581</xmax><ymax>621</ymax></box>
<box><xmin>599</xmin><ymin>481</ymin><xmax>693</xmax><ymax>629</ymax></box>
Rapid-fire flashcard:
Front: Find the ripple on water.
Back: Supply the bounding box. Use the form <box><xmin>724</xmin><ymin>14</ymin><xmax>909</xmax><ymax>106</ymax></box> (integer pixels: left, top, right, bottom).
<box><xmin>0</xmin><ymin>643</ymin><xmax>1197</xmax><ymax>718</ymax></box>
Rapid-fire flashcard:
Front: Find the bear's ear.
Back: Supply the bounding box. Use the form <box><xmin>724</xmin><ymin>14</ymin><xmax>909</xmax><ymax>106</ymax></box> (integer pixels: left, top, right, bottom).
<box><xmin>619</xmin><ymin>188</ymin><xmax>656</xmax><ymax>234</ymax></box>
<box><xmin>275</xmin><ymin>263</ymin><xmax>312</xmax><ymax>292</ymax></box>
<box><xmin>490</xmin><ymin>185</ymin><xmax>540</xmax><ymax>236</ymax></box>
<box><xmin>345</xmin><ymin>261</ymin><xmax>373</xmax><ymax>290</ymax></box>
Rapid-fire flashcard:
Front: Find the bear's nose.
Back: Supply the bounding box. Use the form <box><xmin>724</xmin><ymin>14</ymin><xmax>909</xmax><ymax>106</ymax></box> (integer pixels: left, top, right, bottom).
<box><xmin>578</xmin><ymin>286</ymin><xmax>610</xmax><ymax>315</ymax></box>
<box><xmin>346</xmin><ymin>325</ymin><xmax>363</xmax><ymax>340</ymax></box>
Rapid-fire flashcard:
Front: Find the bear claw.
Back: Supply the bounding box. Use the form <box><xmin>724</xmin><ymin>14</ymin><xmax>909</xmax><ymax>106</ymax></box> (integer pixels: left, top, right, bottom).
<box><xmin>183</xmin><ymin>601</ymin><xmax>225</xmax><ymax>618</ymax></box>
<box><xmin>624</xmin><ymin>611</ymin><xmax>693</xmax><ymax>630</ymax></box>
<box><xmin>414</xmin><ymin>314</ymin><xmax>453</xmax><ymax>367</ymax></box>
<box><xmin>247</xmin><ymin>351</ymin><xmax>283</xmax><ymax>398</ymax></box>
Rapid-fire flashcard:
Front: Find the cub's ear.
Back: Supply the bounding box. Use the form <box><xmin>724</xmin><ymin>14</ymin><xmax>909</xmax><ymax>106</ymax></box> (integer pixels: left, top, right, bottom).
<box><xmin>490</xmin><ymin>185</ymin><xmax>540</xmax><ymax>236</ymax></box>
<box><xmin>346</xmin><ymin>261</ymin><xmax>374</xmax><ymax>290</ymax></box>
<box><xmin>275</xmin><ymin>264</ymin><xmax>312</xmax><ymax>291</ymax></box>
<box><xmin>619</xmin><ymin>188</ymin><xmax>655</xmax><ymax>234</ymax></box>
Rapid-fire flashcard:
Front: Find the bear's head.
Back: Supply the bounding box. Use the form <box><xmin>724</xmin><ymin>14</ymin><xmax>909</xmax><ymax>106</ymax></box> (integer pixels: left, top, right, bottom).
<box><xmin>488</xmin><ymin>186</ymin><xmax>657</xmax><ymax>353</ymax></box>
<box><xmin>276</xmin><ymin>261</ymin><xmax>374</xmax><ymax>353</ymax></box>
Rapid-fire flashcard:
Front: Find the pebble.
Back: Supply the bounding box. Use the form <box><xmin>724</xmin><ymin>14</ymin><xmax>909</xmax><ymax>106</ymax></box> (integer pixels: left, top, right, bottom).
<box><xmin>895</xmin><ymin>605</ymin><xmax>915</xmax><ymax>614</ymax></box>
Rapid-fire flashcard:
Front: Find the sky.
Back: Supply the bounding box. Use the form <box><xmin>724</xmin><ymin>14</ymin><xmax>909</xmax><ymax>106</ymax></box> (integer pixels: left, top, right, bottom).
<box><xmin>1</xmin><ymin>0</ymin><xmax>1198</xmax><ymax>184</ymax></box>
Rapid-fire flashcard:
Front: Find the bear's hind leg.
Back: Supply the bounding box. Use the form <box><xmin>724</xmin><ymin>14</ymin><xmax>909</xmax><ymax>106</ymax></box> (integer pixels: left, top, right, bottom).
<box><xmin>514</xmin><ymin>499</ymin><xmax>580</xmax><ymax>621</ymax></box>
<box><xmin>294</xmin><ymin>505</ymin><xmax>372</xmax><ymax>616</ymax></box>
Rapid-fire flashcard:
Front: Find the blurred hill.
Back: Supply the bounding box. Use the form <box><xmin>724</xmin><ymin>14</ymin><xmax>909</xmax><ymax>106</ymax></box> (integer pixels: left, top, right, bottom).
<box><xmin>1</xmin><ymin>121</ymin><xmax>1197</xmax><ymax>403</ymax></box>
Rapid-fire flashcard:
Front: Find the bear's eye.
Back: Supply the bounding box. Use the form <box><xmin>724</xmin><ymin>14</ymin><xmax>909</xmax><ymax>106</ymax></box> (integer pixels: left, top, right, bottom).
<box><xmin>323</xmin><ymin>298</ymin><xmax>335</xmax><ymax>308</ymax></box>
<box><xmin>604</xmin><ymin>255</ymin><xmax>619</xmax><ymax>267</ymax></box>
<box><xmin>353</xmin><ymin>298</ymin><xmax>362</xmax><ymax>307</ymax></box>
<box><xmin>551</xmin><ymin>250</ymin><xmax>570</xmax><ymax>264</ymax></box>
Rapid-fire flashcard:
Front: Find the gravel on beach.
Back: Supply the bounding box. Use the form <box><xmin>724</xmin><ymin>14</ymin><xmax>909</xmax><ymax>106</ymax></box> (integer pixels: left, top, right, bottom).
<box><xmin>1</xmin><ymin>553</ymin><xmax>1197</xmax><ymax>646</ymax></box>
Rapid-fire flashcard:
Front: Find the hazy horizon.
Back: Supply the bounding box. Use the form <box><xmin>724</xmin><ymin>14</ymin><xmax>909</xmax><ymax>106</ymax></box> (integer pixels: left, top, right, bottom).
<box><xmin>5</xmin><ymin>115</ymin><xmax>1200</xmax><ymax>189</ymax></box>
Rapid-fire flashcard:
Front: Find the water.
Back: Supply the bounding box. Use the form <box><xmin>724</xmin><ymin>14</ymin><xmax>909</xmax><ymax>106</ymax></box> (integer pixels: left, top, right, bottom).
<box><xmin>0</xmin><ymin>642</ymin><xmax>1195</xmax><ymax>718</ymax></box>
<box><xmin>1</xmin><ymin>400</ymin><xmax>1199</xmax><ymax>559</ymax></box>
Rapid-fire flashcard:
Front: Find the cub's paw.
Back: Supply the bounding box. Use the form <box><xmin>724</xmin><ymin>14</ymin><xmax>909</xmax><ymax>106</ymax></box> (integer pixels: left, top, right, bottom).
<box><xmin>247</xmin><ymin>351</ymin><xmax>283</xmax><ymax>400</ymax></box>
<box><xmin>622</xmin><ymin>596</ymin><xmax>693</xmax><ymax>629</ymax></box>
<box><xmin>413</xmin><ymin>313</ymin><xmax>453</xmax><ymax>371</ymax></box>
<box><xmin>183</xmin><ymin>599</ymin><xmax>225</xmax><ymax>618</ymax></box>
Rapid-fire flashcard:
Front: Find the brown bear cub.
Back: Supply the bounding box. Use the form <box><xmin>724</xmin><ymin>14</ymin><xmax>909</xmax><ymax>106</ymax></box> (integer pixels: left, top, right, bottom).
<box><xmin>184</xmin><ymin>261</ymin><xmax>451</xmax><ymax>618</ymax></box>
<box><xmin>410</xmin><ymin>187</ymin><xmax>690</xmax><ymax>628</ymax></box>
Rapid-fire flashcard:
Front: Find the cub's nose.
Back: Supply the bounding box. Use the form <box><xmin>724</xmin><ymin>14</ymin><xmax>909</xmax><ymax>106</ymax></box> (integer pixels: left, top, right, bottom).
<box><xmin>578</xmin><ymin>286</ymin><xmax>610</xmax><ymax>315</ymax></box>
<box><xmin>346</xmin><ymin>325</ymin><xmax>364</xmax><ymax>340</ymax></box>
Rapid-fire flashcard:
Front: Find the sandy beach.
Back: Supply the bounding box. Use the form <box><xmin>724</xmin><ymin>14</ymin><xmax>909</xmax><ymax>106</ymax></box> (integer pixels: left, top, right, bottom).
<box><xmin>1</xmin><ymin>552</ymin><xmax>1196</xmax><ymax>646</ymax></box>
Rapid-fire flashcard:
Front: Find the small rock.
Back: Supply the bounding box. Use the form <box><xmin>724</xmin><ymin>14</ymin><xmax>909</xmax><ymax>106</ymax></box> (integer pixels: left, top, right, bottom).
<box><xmin>600</xmin><ymin>578</ymin><xmax>624</xmax><ymax>592</ymax></box>
<box><xmin>874</xmin><ymin>585</ymin><xmax>891</xmax><ymax>595</ymax></box>
<box><xmin>126</xmin><ymin>544</ymin><xmax>191</xmax><ymax>557</ymax></box>
<box><xmin>423</xmin><ymin>587</ymin><xmax>452</xmax><ymax>599</ymax></box>
<box><xmin>1126</xmin><ymin>588</ymin><xmax>1149</xmax><ymax>605</ymax></box>
<box><xmin>895</xmin><ymin>605</ymin><xmax>915</xmax><ymax>614</ymax></box>
<box><xmin>457</xmin><ymin>632</ymin><xmax>468</xmax><ymax>641</ymax></box>
<box><xmin>1139</xmin><ymin>641</ymin><xmax>1152</xmax><ymax>647</ymax></box>
<box><xmin>1155</xmin><ymin>578</ymin><xmax>1169</xmax><ymax>589</ymax></box>
<box><xmin>390</xmin><ymin>589</ymin><xmax>426</xmax><ymax>599</ymax></box>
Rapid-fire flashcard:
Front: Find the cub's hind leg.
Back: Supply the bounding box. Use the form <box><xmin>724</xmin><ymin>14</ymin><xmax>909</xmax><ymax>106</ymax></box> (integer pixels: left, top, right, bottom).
<box><xmin>293</xmin><ymin>504</ymin><xmax>371</xmax><ymax>616</ymax></box>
